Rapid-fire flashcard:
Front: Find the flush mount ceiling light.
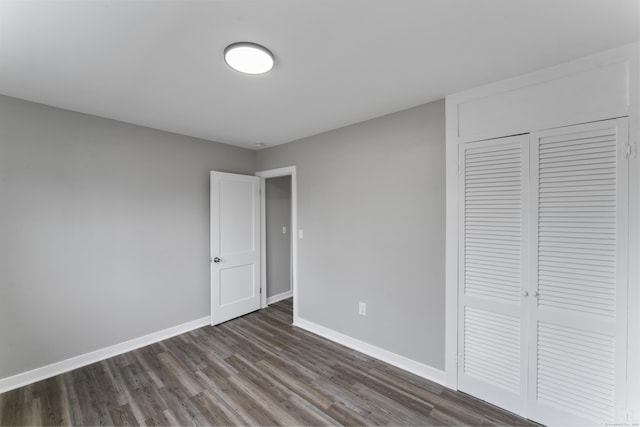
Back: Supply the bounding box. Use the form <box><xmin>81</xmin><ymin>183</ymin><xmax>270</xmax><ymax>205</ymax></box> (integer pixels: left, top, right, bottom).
<box><xmin>224</xmin><ymin>42</ymin><xmax>274</xmax><ymax>75</ymax></box>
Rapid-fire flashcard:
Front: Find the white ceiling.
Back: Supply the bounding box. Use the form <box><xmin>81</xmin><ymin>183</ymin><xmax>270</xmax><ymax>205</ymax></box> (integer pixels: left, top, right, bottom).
<box><xmin>0</xmin><ymin>1</ymin><xmax>638</xmax><ymax>150</ymax></box>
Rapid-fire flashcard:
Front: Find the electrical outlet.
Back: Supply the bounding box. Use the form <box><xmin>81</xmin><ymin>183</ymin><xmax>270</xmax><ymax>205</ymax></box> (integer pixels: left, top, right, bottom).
<box><xmin>282</xmin><ymin>226</ymin><xmax>287</xmax><ymax>234</ymax></box>
<box><xmin>359</xmin><ymin>302</ymin><xmax>366</xmax><ymax>316</ymax></box>
<box><xmin>298</xmin><ymin>229</ymin><xmax>304</xmax><ymax>239</ymax></box>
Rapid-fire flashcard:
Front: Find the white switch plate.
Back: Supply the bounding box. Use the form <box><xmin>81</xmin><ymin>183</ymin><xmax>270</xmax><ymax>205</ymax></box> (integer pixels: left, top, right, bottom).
<box><xmin>298</xmin><ymin>229</ymin><xmax>304</xmax><ymax>239</ymax></box>
<box><xmin>282</xmin><ymin>226</ymin><xmax>287</xmax><ymax>234</ymax></box>
<box><xmin>359</xmin><ymin>302</ymin><xmax>366</xmax><ymax>316</ymax></box>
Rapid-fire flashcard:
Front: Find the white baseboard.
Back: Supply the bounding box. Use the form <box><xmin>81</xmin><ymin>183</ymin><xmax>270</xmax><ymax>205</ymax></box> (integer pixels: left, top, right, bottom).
<box><xmin>293</xmin><ymin>317</ymin><xmax>446</xmax><ymax>386</ymax></box>
<box><xmin>0</xmin><ymin>316</ymin><xmax>210</xmax><ymax>394</ymax></box>
<box><xmin>1</xmin><ymin>314</ymin><xmax>446</xmax><ymax>395</ymax></box>
<box><xmin>267</xmin><ymin>290</ymin><xmax>293</xmax><ymax>305</ymax></box>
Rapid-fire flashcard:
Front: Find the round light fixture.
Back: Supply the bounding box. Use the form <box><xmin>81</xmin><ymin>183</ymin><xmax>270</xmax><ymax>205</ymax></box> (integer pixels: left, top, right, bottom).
<box><xmin>224</xmin><ymin>42</ymin><xmax>274</xmax><ymax>75</ymax></box>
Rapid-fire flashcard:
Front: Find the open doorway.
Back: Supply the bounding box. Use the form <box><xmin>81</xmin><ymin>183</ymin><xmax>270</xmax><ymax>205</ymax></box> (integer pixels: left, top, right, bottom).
<box><xmin>256</xmin><ymin>166</ymin><xmax>298</xmax><ymax>324</ymax></box>
<box><xmin>265</xmin><ymin>175</ymin><xmax>292</xmax><ymax>302</ymax></box>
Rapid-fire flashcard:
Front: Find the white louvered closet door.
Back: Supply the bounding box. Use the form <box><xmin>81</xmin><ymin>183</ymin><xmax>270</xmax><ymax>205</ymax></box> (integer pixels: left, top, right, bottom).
<box><xmin>458</xmin><ymin>135</ymin><xmax>529</xmax><ymax>416</ymax></box>
<box><xmin>528</xmin><ymin>118</ymin><xmax>629</xmax><ymax>426</ymax></box>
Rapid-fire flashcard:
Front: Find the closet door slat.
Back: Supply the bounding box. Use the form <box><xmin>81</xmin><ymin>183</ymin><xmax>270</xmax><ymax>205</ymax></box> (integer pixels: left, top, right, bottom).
<box><xmin>528</xmin><ymin>118</ymin><xmax>629</xmax><ymax>426</ymax></box>
<box><xmin>458</xmin><ymin>135</ymin><xmax>529</xmax><ymax>416</ymax></box>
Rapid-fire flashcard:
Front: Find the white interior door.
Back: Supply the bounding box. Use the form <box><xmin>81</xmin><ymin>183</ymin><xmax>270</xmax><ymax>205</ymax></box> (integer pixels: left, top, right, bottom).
<box><xmin>210</xmin><ymin>171</ymin><xmax>261</xmax><ymax>325</ymax></box>
<box><xmin>457</xmin><ymin>134</ymin><xmax>529</xmax><ymax>416</ymax></box>
<box><xmin>528</xmin><ymin>118</ymin><xmax>629</xmax><ymax>426</ymax></box>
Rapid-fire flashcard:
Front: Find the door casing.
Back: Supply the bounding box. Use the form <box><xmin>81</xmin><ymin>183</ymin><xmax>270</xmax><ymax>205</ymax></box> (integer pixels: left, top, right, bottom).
<box><xmin>256</xmin><ymin>166</ymin><xmax>299</xmax><ymax>322</ymax></box>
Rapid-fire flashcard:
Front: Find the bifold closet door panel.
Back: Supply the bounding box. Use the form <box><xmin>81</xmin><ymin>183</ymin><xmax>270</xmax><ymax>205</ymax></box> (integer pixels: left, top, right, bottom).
<box><xmin>458</xmin><ymin>134</ymin><xmax>529</xmax><ymax>416</ymax></box>
<box><xmin>528</xmin><ymin>118</ymin><xmax>629</xmax><ymax>426</ymax></box>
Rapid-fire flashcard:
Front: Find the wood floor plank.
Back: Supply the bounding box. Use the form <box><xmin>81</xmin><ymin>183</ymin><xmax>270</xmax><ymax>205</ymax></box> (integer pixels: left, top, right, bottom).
<box><xmin>0</xmin><ymin>298</ymin><xmax>540</xmax><ymax>426</ymax></box>
<box><xmin>332</xmin><ymin>360</ymin><xmax>435</xmax><ymax>418</ymax></box>
<box><xmin>38</xmin><ymin>378</ymin><xmax>66</xmax><ymax>425</ymax></box>
<box><xmin>256</xmin><ymin>359</ymin><xmax>333</xmax><ymax>410</ymax></box>
<box><xmin>224</xmin><ymin>354</ymin><xmax>293</xmax><ymax>405</ymax></box>
<box><xmin>21</xmin><ymin>397</ymin><xmax>41</xmax><ymax>426</ymax></box>
<box><xmin>210</xmin><ymin>376</ymin><xmax>278</xmax><ymax>426</ymax></box>
<box><xmin>281</xmin><ymin>393</ymin><xmax>341</xmax><ymax>427</ymax></box>
<box><xmin>61</xmin><ymin>372</ymin><xmax>84</xmax><ymax>426</ymax></box>
<box><xmin>109</xmin><ymin>403</ymin><xmax>140</xmax><ymax>427</ymax></box>
<box><xmin>351</xmin><ymin>382</ymin><xmax>432</xmax><ymax>426</ymax></box>
<box><xmin>191</xmin><ymin>374</ymin><xmax>254</xmax><ymax>426</ymax></box>
<box><xmin>324</xmin><ymin>401</ymin><xmax>373</xmax><ymax>426</ymax></box>
<box><xmin>116</xmin><ymin>363</ymin><xmax>166</xmax><ymax>422</ymax></box>
<box><xmin>156</xmin><ymin>352</ymin><xmax>203</xmax><ymax>397</ymax></box>
<box><xmin>71</xmin><ymin>366</ymin><xmax>114</xmax><ymax>426</ymax></box>
<box><xmin>189</xmin><ymin>390</ymin><xmax>237</xmax><ymax>426</ymax></box>
<box><xmin>161</xmin><ymin>336</ymin><xmax>208</xmax><ymax>373</ymax></box>
<box><xmin>0</xmin><ymin>387</ymin><xmax>18</xmax><ymax>426</ymax></box>
<box><xmin>143</xmin><ymin>410</ymin><xmax>171</xmax><ymax>427</ymax></box>
<box><xmin>155</xmin><ymin>384</ymin><xmax>209</xmax><ymax>426</ymax></box>
<box><xmin>226</xmin><ymin>373</ymin><xmax>300</xmax><ymax>426</ymax></box>
<box><xmin>311</xmin><ymin>377</ymin><xmax>388</xmax><ymax>425</ymax></box>
<box><xmin>194</xmin><ymin>369</ymin><xmax>273</xmax><ymax>426</ymax></box>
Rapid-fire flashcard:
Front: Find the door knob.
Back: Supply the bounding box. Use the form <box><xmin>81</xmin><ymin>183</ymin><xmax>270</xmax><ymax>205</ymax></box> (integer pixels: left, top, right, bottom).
<box><xmin>523</xmin><ymin>290</ymin><xmax>529</xmax><ymax>297</ymax></box>
<box><xmin>213</xmin><ymin>257</ymin><xmax>221</xmax><ymax>263</ymax></box>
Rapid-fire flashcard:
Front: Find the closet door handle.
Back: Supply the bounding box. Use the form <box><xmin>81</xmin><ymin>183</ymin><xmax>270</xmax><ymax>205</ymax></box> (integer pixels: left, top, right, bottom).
<box><xmin>523</xmin><ymin>290</ymin><xmax>529</xmax><ymax>297</ymax></box>
<box><xmin>213</xmin><ymin>257</ymin><xmax>221</xmax><ymax>263</ymax></box>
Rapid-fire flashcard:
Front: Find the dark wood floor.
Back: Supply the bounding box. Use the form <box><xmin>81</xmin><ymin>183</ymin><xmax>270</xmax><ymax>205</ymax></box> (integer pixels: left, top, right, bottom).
<box><xmin>0</xmin><ymin>299</ymin><xmax>537</xmax><ymax>426</ymax></box>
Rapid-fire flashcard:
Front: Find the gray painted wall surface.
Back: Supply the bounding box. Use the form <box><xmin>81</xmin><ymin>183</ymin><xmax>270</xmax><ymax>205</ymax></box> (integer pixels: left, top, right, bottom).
<box><xmin>265</xmin><ymin>176</ymin><xmax>292</xmax><ymax>298</ymax></box>
<box><xmin>256</xmin><ymin>100</ymin><xmax>446</xmax><ymax>369</ymax></box>
<box><xmin>0</xmin><ymin>95</ymin><xmax>254</xmax><ymax>379</ymax></box>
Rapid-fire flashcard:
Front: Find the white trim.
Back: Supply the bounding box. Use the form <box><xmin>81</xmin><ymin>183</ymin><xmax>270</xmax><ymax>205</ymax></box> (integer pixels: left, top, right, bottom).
<box><xmin>258</xmin><ymin>177</ymin><xmax>268</xmax><ymax>308</ymax></box>
<box><xmin>267</xmin><ymin>290</ymin><xmax>293</xmax><ymax>305</ymax></box>
<box><xmin>0</xmin><ymin>316</ymin><xmax>209</xmax><ymax>394</ymax></box>
<box><xmin>294</xmin><ymin>318</ymin><xmax>446</xmax><ymax>386</ymax></box>
<box><xmin>447</xmin><ymin>43</ymin><xmax>636</xmax><ymax>143</ymax></box>
<box><xmin>626</xmin><ymin>42</ymin><xmax>640</xmax><ymax>424</ymax></box>
<box><xmin>255</xmin><ymin>166</ymin><xmax>299</xmax><ymax>323</ymax></box>
<box><xmin>444</xmin><ymin>97</ymin><xmax>459</xmax><ymax>389</ymax></box>
<box><xmin>445</xmin><ymin>42</ymin><xmax>639</xmax><ymax>394</ymax></box>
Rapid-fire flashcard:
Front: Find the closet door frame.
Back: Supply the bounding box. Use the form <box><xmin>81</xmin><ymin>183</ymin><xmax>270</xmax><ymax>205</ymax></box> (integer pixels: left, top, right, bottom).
<box><xmin>445</xmin><ymin>43</ymin><xmax>638</xmax><ymax>422</ymax></box>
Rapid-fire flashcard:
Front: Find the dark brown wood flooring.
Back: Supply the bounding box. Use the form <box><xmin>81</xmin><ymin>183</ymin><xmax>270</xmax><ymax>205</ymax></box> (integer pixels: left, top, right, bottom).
<box><xmin>0</xmin><ymin>299</ymin><xmax>537</xmax><ymax>426</ymax></box>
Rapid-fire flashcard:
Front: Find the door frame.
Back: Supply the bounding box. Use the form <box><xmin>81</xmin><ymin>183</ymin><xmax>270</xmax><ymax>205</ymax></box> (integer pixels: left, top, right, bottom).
<box><xmin>444</xmin><ymin>44</ymin><xmax>639</xmax><ymax>395</ymax></box>
<box><xmin>255</xmin><ymin>166</ymin><xmax>298</xmax><ymax>322</ymax></box>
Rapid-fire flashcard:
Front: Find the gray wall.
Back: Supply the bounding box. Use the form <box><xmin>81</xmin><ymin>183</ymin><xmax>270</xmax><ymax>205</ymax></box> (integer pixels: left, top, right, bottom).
<box><xmin>265</xmin><ymin>176</ymin><xmax>292</xmax><ymax>298</ymax></box>
<box><xmin>0</xmin><ymin>94</ymin><xmax>446</xmax><ymax>381</ymax></box>
<box><xmin>0</xmin><ymin>95</ymin><xmax>254</xmax><ymax>380</ymax></box>
<box><xmin>256</xmin><ymin>100</ymin><xmax>446</xmax><ymax>369</ymax></box>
